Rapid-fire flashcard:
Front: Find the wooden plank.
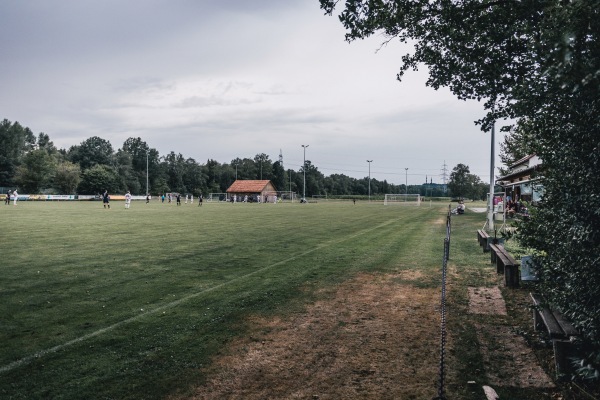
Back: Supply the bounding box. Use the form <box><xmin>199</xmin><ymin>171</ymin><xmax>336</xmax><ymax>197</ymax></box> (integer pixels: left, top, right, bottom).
<box><xmin>530</xmin><ymin>293</ymin><xmax>544</xmax><ymax>307</ymax></box>
<box><xmin>495</xmin><ymin>246</ymin><xmax>518</xmax><ymax>266</ymax></box>
<box><xmin>489</xmin><ymin>244</ymin><xmax>500</xmax><ymax>264</ymax></box>
<box><xmin>477</xmin><ymin>230</ymin><xmax>490</xmax><ymax>247</ymax></box>
<box><xmin>530</xmin><ymin>293</ymin><xmax>545</xmax><ymax>331</ymax></box>
<box><xmin>504</xmin><ymin>264</ymin><xmax>520</xmax><ymax>288</ymax></box>
<box><xmin>539</xmin><ymin>308</ymin><xmax>565</xmax><ymax>338</ymax></box>
<box><xmin>496</xmin><ymin>251</ymin><xmax>511</xmax><ymax>274</ymax></box>
<box><xmin>553</xmin><ymin>310</ymin><xmax>580</xmax><ymax>337</ymax></box>
<box><xmin>504</xmin><ymin>252</ymin><xmax>518</xmax><ymax>265</ymax></box>
<box><xmin>530</xmin><ymin>293</ymin><xmax>566</xmax><ymax>338</ymax></box>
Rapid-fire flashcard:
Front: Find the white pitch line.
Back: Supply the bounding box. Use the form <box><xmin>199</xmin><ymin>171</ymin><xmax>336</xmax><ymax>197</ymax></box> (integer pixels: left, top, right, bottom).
<box><xmin>0</xmin><ymin>217</ymin><xmax>399</xmax><ymax>374</ymax></box>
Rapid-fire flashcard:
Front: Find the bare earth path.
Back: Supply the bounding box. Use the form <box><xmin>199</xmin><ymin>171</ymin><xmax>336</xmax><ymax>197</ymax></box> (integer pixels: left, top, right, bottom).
<box><xmin>468</xmin><ymin>286</ymin><xmax>555</xmax><ymax>390</ymax></box>
<box><xmin>172</xmin><ymin>276</ymin><xmax>554</xmax><ymax>399</ymax></box>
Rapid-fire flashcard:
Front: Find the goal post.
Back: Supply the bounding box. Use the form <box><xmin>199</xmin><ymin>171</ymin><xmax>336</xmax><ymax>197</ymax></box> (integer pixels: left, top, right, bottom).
<box><xmin>207</xmin><ymin>193</ymin><xmax>229</xmax><ymax>202</ymax></box>
<box><xmin>384</xmin><ymin>194</ymin><xmax>421</xmax><ymax>206</ymax></box>
<box><xmin>264</xmin><ymin>191</ymin><xmax>297</xmax><ymax>203</ymax></box>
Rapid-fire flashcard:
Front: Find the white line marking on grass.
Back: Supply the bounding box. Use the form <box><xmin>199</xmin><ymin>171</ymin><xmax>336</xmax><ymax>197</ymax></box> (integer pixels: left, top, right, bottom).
<box><xmin>0</xmin><ymin>217</ymin><xmax>400</xmax><ymax>374</ymax></box>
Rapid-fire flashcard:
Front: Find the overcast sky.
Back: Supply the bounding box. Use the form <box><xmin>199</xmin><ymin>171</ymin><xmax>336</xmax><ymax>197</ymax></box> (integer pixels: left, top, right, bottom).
<box><xmin>0</xmin><ymin>0</ymin><xmax>507</xmax><ymax>186</ymax></box>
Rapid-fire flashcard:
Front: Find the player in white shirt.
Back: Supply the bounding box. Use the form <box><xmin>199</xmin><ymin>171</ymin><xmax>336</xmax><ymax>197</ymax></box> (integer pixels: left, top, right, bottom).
<box><xmin>125</xmin><ymin>191</ymin><xmax>132</xmax><ymax>209</ymax></box>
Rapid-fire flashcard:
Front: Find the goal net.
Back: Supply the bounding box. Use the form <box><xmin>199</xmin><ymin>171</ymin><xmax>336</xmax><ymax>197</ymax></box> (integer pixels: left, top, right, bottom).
<box><xmin>207</xmin><ymin>193</ymin><xmax>229</xmax><ymax>202</ymax></box>
<box><xmin>384</xmin><ymin>194</ymin><xmax>421</xmax><ymax>206</ymax></box>
<box><xmin>263</xmin><ymin>191</ymin><xmax>297</xmax><ymax>203</ymax></box>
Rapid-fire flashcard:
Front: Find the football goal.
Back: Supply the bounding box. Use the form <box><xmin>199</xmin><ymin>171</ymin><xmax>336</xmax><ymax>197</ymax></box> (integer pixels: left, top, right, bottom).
<box><xmin>384</xmin><ymin>194</ymin><xmax>421</xmax><ymax>205</ymax></box>
<box><xmin>263</xmin><ymin>191</ymin><xmax>297</xmax><ymax>203</ymax></box>
<box><xmin>207</xmin><ymin>193</ymin><xmax>229</xmax><ymax>202</ymax></box>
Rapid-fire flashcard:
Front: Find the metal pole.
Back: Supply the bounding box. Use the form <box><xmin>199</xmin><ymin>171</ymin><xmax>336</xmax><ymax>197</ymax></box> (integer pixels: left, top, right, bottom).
<box><xmin>405</xmin><ymin>168</ymin><xmax>409</xmax><ymax>201</ymax></box>
<box><xmin>487</xmin><ymin>121</ymin><xmax>496</xmax><ymax>231</ymax></box>
<box><xmin>367</xmin><ymin>160</ymin><xmax>373</xmax><ymax>202</ymax></box>
<box><xmin>146</xmin><ymin>151</ymin><xmax>149</xmax><ymax>196</ymax></box>
<box><xmin>302</xmin><ymin>145</ymin><xmax>309</xmax><ymax>201</ymax></box>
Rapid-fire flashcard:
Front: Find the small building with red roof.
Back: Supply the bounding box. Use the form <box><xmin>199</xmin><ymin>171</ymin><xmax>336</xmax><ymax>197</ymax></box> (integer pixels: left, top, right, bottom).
<box><xmin>226</xmin><ymin>180</ymin><xmax>278</xmax><ymax>201</ymax></box>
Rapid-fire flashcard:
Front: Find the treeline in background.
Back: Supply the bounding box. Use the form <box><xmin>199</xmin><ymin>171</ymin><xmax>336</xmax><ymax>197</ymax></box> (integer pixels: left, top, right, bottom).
<box><xmin>0</xmin><ymin>118</ymin><xmax>486</xmax><ymax>199</ymax></box>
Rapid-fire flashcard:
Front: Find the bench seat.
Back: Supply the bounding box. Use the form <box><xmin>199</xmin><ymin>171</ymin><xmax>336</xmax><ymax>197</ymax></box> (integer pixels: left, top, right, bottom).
<box><xmin>476</xmin><ymin>229</ymin><xmax>489</xmax><ymax>246</ymax></box>
<box><xmin>488</xmin><ymin>244</ymin><xmax>519</xmax><ymax>287</ymax></box>
<box><xmin>530</xmin><ymin>293</ymin><xmax>581</xmax><ymax>375</ymax></box>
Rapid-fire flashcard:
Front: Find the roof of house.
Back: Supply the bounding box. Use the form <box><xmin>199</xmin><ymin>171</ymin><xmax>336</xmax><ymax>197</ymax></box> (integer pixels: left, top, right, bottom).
<box><xmin>497</xmin><ymin>154</ymin><xmax>543</xmax><ymax>184</ymax></box>
<box><xmin>226</xmin><ymin>180</ymin><xmax>273</xmax><ymax>193</ymax></box>
<box><xmin>497</xmin><ymin>165</ymin><xmax>541</xmax><ymax>183</ymax></box>
<box><xmin>510</xmin><ymin>154</ymin><xmax>536</xmax><ymax>168</ymax></box>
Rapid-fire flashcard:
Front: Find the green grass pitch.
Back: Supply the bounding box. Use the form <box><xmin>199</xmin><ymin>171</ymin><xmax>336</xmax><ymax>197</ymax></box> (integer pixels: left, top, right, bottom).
<box><xmin>0</xmin><ymin>200</ymin><xmax>449</xmax><ymax>399</ymax></box>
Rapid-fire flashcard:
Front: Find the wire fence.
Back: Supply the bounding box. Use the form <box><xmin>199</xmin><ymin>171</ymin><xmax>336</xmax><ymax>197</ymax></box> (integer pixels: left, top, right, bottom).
<box><xmin>433</xmin><ymin>205</ymin><xmax>452</xmax><ymax>400</ymax></box>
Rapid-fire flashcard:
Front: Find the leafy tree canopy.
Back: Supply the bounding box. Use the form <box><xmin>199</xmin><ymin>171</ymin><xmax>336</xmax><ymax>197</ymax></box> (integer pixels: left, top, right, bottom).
<box><xmin>447</xmin><ymin>163</ymin><xmax>483</xmax><ymax>200</ymax></box>
<box><xmin>68</xmin><ymin>136</ymin><xmax>114</xmax><ymax>170</ymax></box>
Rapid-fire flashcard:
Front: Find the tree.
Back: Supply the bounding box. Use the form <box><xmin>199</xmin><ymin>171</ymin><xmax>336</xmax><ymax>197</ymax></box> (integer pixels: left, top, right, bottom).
<box><xmin>271</xmin><ymin>161</ymin><xmax>285</xmax><ymax>191</ymax></box>
<box><xmin>68</xmin><ymin>136</ymin><xmax>114</xmax><ymax>170</ymax></box>
<box><xmin>0</xmin><ymin>119</ymin><xmax>36</xmax><ymax>187</ymax></box>
<box><xmin>182</xmin><ymin>157</ymin><xmax>205</xmax><ymax>196</ymax></box>
<box><xmin>77</xmin><ymin>165</ymin><xmax>120</xmax><ymax>194</ymax></box>
<box><xmin>53</xmin><ymin>161</ymin><xmax>81</xmax><ymax>194</ymax></box>
<box><xmin>37</xmin><ymin>132</ymin><xmax>57</xmax><ymax>154</ymax></box>
<box><xmin>447</xmin><ymin>164</ymin><xmax>483</xmax><ymax>200</ymax></box>
<box><xmin>163</xmin><ymin>152</ymin><xmax>187</xmax><ymax>194</ymax></box>
<box><xmin>122</xmin><ymin>137</ymin><xmax>149</xmax><ymax>171</ymax></box>
<box><xmin>498</xmin><ymin>122</ymin><xmax>536</xmax><ymax>176</ymax></box>
<box><xmin>320</xmin><ymin>0</ymin><xmax>600</xmax><ymax>374</ymax></box>
<box><xmin>114</xmin><ymin>149</ymin><xmax>141</xmax><ymax>194</ymax></box>
<box><xmin>254</xmin><ymin>153</ymin><xmax>272</xmax><ymax>180</ymax></box>
<box><xmin>121</xmin><ymin>137</ymin><xmax>162</xmax><ymax>194</ymax></box>
<box><xmin>320</xmin><ymin>0</ymin><xmax>541</xmax><ymax>131</ymax></box>
<box><xmin>300</xmin><ymin>160</ymin><xmax>324</xmax><ymax>197</ymax></box>
<box><xmin>15</xmin><ymin>149</ymin><xmax>57</xmax><ymax>193</ymax></box>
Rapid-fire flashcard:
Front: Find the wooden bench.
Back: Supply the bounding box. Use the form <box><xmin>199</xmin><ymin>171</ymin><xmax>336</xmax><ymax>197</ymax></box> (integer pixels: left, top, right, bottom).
<box><xmin>488</xmin><ymin>244</ymin><xmax>520</xmax><ymax>287</ymax></box>
<box><xmin>530</xmin><ymin>293</ymin><xmax>580</xmax><ymax>375</ymax></box>
<box><xmin>477</xmin><ymin>229</ymin><xmax>490</xmax><ymax>251</ymax></box>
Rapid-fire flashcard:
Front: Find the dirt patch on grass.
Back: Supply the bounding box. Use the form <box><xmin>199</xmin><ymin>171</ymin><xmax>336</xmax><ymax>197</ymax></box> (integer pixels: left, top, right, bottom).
<box><xmin>468</xmin><ymin>287</ymin><xmax>507</xmax><ymax>315</ymax></box>
<box><xmin>173</xmin><ymin>275</ymin><xmax>556</xmax><ymax>399</ymax></box>
<box><xmin>180</xmin><ymin>273</ymin><xmax>443</xmax><ymax>399</ymax></box>
<box><xmin>475</xmin><ymin>323</ymin><xmax>555</xmax><ymax>389</ymax></box>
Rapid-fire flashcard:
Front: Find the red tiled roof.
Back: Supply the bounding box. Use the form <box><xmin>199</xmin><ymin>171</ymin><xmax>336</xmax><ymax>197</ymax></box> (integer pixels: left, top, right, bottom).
<box><xmin>226</xmin><ymin>180</ymin><xmax>272</xmax><ymax>193</ymax></box>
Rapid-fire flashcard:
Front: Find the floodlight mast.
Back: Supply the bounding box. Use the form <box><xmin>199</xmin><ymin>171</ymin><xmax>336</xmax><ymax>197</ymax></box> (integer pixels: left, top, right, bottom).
<box><xmin>302</xmin><ymin>144</ymin><xmax>309</xmax><ymax>202</ymax></box>
<box><xmin>405</xmin><ymin>168</ymin><xmax>409</xmax><ymax>201</ymax></box>
<box><xmin>146</xmin><ymin>151</ymin><xmax>149</xmax><ymax>196</ymax></box>
<box><xmin>487</xmin><ymin>121</ymin><xmax>496</xmax><ymax>231</ymax></box>
<box><xmin>367</xmin><ymin>160</ymin><xmax>373</xmax><ymax>202</ymax></box>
